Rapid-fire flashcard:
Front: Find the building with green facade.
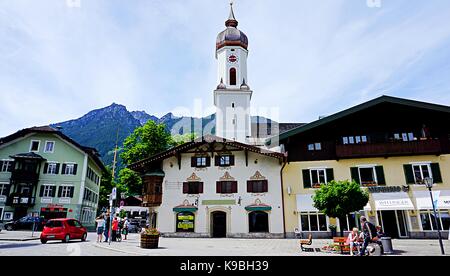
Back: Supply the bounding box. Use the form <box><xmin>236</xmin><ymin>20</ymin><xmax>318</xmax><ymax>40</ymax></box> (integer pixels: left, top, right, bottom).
<box><xmin>0</xmin><ymin>126</ymin><xmax>106</xmax><ymax>229</ymax></box>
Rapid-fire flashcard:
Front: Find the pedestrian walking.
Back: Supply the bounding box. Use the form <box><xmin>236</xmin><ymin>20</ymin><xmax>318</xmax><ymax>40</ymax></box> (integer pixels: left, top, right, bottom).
<box><xmin>122</xmin><ymin>217</ymin><xmax>129</xmax><ymax>240</ymax></box>
<box><xmin>104</xmin><ymin>212</ymin><xmax>111</xmax><ymax>242</ymax></box>
<box><xmin>111</xmin><ymin>217</ymin><xmax>119</xmax><ymax>242</ymax></box>
<box><xmin>359</xmin><ymin>216</ymin><xmax>377</xmax><ymax>256</ymax></box>
<box><xmin>95</xmin><ymin>215</ymin><xmax>105</xmax><ymax>243</ymax></box>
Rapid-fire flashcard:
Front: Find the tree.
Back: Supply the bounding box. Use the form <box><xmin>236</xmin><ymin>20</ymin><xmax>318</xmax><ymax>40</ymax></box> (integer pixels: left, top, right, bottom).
<box><xmin>170</xmin><ymin>133</ymin><xmax>198</xmax><ymax>147</ymax></box>
<box><xmin>120</xmin><ymin>120</ymin><xmax>172</xmax><ymax>165</ymax></box>
<box><xmin>312</xmin><ymin>180</ymin><xmax>369</xmax><ymax>237</ymax></box>
<box><xmin>118</xmin><ymin>168</ymin><xmax>142</xmax><ymax>196</ymax></box>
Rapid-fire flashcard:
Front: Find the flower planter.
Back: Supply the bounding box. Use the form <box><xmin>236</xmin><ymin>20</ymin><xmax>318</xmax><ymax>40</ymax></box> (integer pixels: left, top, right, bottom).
<box><xmin>140</xmin><ymin>234</ymin><xmax>160</xmax><ymax>249</ymax></box>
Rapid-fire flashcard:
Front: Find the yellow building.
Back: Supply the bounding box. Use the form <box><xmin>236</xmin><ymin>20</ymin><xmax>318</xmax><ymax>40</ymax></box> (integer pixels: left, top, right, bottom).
<box><xmin>270</xmin><ymin>96</ymin><xmax>450</xmax><ymax>239</ymax></box>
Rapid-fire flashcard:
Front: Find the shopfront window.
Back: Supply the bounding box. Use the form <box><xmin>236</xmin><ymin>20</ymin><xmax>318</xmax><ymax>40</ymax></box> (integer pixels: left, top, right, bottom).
<box><xmin>420</xmin><ymin>210</ymin><xmax>450</xmax><ymax>231</ymax></box>
<box><xmin>249</xmin><ymin>211</ymin><xmax>269</xmax><ymax>233</ymax></box>
<box><xmin>176</xmin><ymin>212</ymin><xmax>195</xmax><ymax>232</ymax></box>
<box><xmin>340</xmin><ymin>212</ymin><xmax>362</xmax><ymax>232</ymax></box>
<box><xmin>300</xmin><ymin>212</ymin><xmax>327</xmax><ymax>232</ymax></box>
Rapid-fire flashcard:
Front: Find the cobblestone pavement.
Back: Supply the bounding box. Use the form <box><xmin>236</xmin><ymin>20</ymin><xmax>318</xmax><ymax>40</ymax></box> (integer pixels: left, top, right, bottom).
<box><xmin>0</xmin><ymin>231</ymin><xmax>449</xmax><ymax>256</ymax></box>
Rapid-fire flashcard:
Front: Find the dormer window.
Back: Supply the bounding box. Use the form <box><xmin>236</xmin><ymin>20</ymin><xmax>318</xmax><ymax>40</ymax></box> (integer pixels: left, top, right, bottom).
<box><xmin>44</xmin><ymin>141</ymin><xmax>55</xmax><ymax>153</ymax></box>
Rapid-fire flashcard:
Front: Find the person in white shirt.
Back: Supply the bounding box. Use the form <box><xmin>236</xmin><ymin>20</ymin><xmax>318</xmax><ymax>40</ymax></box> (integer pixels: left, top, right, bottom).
<box><xmin>95</xmin><ymin>215</ymin><xmax>105</xmax><ymax>243</ymax></box>
<box><xmin>346</xmin><ymin>228</ymin><xmax>360</xmax><ymax>256</ymax></box>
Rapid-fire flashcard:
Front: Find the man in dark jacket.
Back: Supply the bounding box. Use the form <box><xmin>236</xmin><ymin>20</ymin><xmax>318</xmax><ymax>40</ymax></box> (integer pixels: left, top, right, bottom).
<box><xmin>104</xmin><ymin>212</ymin><xmax>111</xmax><ymax>242</ymax></box>
<box><xmin>359</xmin><ymin>216</ymin><xmax>377</xmax><ymax>256</ymax></box>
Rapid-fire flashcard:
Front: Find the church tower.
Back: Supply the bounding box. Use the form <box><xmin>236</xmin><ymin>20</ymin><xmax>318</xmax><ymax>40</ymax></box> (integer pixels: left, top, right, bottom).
<box><xmin>214</xmin><ymin>2</ymin><xmax>252</xmax><ymax>143</ymax></box>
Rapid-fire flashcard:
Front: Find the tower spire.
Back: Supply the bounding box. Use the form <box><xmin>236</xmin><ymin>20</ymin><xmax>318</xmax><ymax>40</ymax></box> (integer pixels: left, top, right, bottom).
<box><xmin>225</xmin><ymin>0</ymin><xmax>238</xmax><ymax>28</ymax></box>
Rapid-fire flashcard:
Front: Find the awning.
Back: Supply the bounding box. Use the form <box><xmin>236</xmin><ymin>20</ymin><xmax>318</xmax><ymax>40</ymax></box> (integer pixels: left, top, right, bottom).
<box><xmin>245</xmin><ymin>205</ymin><xmax>272</xmax><ymax>212</ymax></box>
<box><xmin>173</xmin><ymin>206</ymin><xmax>198</xmax><ymax>213</ymax></box>
<box><xmin>413</xmin><ymin>190</ymin><xmax>450</xmax><ymax>210</ymax></box>
<box><xmin>296</xmin><ymin>194</ymin><xmax>318</xmax><ymax>212</ymax></box>
<box><xmin>372</xmin><ymin>192</ymin><xmax>415</xmax><ymax>210</ymax></box>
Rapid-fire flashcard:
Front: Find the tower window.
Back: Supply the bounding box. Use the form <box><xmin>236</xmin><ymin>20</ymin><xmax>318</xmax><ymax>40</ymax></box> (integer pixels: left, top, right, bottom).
<box><xmin>232</xmin><ymin>103</ymin><xmax>235</xmax><ymax>108</ymax></box>
<box><xmin>229</xmin><ymin>68</ymin><xmax>237</xmax><ymax>86</ymax></box>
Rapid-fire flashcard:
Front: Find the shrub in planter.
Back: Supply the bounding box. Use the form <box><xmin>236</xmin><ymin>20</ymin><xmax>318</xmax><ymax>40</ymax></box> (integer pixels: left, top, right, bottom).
<box><xmin>140</xmin><ymin>228</ymin><xmax>160</xmax><ymax>249</ymax></box>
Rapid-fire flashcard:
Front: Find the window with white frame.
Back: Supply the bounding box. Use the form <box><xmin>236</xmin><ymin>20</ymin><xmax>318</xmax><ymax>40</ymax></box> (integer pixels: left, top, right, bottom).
<box><xmin>44</xmin><ymin>141</ymin><xmax>55</xmax><ymax>153</ymax></box>
<box><xmin>0</xmin><ymin>160</ymin><xmax>13</xmax><ymax>173</ymax></box>
<box><xmin>64</xmin><ymin>164</ymin><xmax>75</xmax><ymax>175</ymax></box>
<box><xmin>420</xmin><ymin>210</ymin><xmax>450</xmax><ymax>231</ymax></box>
<box><xmin>359</xmin><ymin>167</ymin><xmax>377</xmax><ymax>185</ymax></box>
<box><xmin>30</xmin><ymin>140</ymin><xmax>40</xmax><ymax>152</ymax></box>
<box><xmin>308</xmin><ymin>143</ymin><xmax>322</xmax><ymax>151</ymax></box>
<box><xmin>300</xmin><ymin>212</ymin><xmax>327</xmax><ymax>232</ymax></box>
<box><xmin>412</xmin><ymin>164</ymin><xmax>432</xmax><ymax>184</ymax></box>
<box><xmin>46</xmin><ymin>163</ymin><xmax>58</xmax><ymax>175</ymax></box>
<box><xmin>310</xmin><ymin>169</ymin><xmax>327</xmax><ymax>187</ymax></box>
<box><xmin>342</xmin><ymin>135</ymin><xmax>368</xmax><ymax>145</ymax></box>
<box><xmin>339</xmin><ymin>212</ymin><xmax>362</xmax><ymax>232</ymax></box>
<box><xmin>60</xmin><ymin>186</ymin><xmax>72</xmax><ymax>198</ymax></box>
<box><xmin>42</xmin><ymin>185</ymin><xmax>55</xmax><ymax>197</ymax></box>
<box><xmin>394</xmin><ymin>132</ymin><xmax>415</xmax><ymax>142</ymax></box>
<box><xmin>0</xmin><ymin>183</ymin><xmax>9</xmax><ymax>196</ymax></box>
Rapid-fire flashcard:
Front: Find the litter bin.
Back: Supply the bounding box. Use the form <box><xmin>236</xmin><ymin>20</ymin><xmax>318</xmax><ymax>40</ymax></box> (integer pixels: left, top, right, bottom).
<box><xmin>381</xmin><ymin>237</ymin><xmax>394</xmax><ymax>254</ymax></box>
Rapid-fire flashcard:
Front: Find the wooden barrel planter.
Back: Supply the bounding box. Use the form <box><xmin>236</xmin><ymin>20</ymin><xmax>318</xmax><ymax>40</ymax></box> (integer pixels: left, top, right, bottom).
<box><xmin>140</xmin><ymin>234</ymin><xmax>160</xmax><ymax>249</ymax></box>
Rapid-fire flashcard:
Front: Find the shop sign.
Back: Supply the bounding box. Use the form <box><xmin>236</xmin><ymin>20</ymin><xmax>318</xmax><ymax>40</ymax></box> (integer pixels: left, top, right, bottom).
<box><xmin>176</xmin><ymin>212</ymin><xmax>195</xmax><ymax>232</ymax></box>
<box><xmin>368</xmin><ymin>186</ymin><xmax>409</xmax><ymax>193</ymax></box>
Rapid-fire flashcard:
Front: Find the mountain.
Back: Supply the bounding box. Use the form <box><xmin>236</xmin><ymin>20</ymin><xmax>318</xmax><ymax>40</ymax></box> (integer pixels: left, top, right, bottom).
<box><xmin>50</xmin><ymin>103</ymin><xmax>277</xmax><ymax>171</ymax></box>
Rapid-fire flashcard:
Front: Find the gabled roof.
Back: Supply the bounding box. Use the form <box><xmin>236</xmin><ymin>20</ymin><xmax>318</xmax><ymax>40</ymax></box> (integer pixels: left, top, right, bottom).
<box><xmin>129</xmin><ymin>135</ymin><xmax>285</xmax><ymax>172</ymax></box>
<box><xmin>268</xmin><ymin>95</ymin><xmax>450</xmax><ymax>144</ymax></box>
<box><xmin>0</xmin><ymin>126</ymin><xmax>107</xmax><ymax>173</ymax></box>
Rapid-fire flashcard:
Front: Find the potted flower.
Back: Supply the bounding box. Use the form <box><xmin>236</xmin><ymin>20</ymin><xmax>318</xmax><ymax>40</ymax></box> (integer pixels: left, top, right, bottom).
<box><xmin>140</xmin><ymin>228</ymin><xmax>160</xmax><ymax>249</ymax></box>
<box><xmin>329</xmin><ymin>224</ymin><xmax>337</xmax><ymax>238</ymax></box>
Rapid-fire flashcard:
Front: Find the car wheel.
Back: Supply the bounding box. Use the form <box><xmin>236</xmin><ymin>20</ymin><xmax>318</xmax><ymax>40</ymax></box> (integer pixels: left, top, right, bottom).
<box><xmin>81</xmin><ymin>233</ymin><xmax>87</xmax><ymax>242</ymax></box>
<box><xmin>40</xmin><ymin>239</ymin><xmax>47</xmax><ymax>244</ymax></box>
<box><xmin>6</xmin><ymin>225</ymin><xmax>13</xmax><ymax>231</ymax></box>
<box><xmin>62</xmin><ymin>234</ymin><xmax>70</xmax><ymax>243</ymax></box>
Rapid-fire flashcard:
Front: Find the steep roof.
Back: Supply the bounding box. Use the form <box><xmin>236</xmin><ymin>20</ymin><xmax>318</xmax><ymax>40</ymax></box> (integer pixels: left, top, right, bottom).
<box><xmin>268</xmin><ymin>95</ymin><xmax>450</xmax><ymax>145</ymax></box>
<box><xmin>0</xmin><ymin>126</ymin><xmax>107</xmax><ymax>173</ymax></box>
<box><xmin>129</xmin><ymin>135</ymin><xmax>285</xmax><ymax>172</ymax></box>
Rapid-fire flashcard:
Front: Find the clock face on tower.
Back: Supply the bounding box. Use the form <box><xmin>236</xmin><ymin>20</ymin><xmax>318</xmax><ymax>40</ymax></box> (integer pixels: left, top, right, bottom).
<box><xmin>228</xmin><ymin>55</ymin><xmax>238</xmax><ymax>63</ymax></box>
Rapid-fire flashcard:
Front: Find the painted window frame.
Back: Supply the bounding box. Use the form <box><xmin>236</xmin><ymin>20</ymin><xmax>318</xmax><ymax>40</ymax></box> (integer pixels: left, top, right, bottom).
<box><xmin>411</xmin><ymin>163</ymin><xmax>432</xmax><ymax>185</ymax></box>
<box><xmin>44</xmin><ymin>141</ymin><xmax>55</xmax><ymax>153</ymax></box>
<box><xmin>309</xmin><ymin>168</ymin><xmax>327</xmax><ymax>188</ymax></box>
<box><xmin>307</xmin><ymin>142</ymin><xmax>322</xmax><ymax>151</ymax></box>
<box><xmin>0</xmin><ymin>182</ymin><xmax>9</xmax><ymax>196</ymax></box>
<box><xmin>358</xmin><ymin>166</ymin><xmax>378</xmax><ymax>186</ymax></box>
<box><xmin>0</xmin><ymin>160</ymin><xmax>13</xmax><ymax>173</ymax></box>
<box><xmin>64</xmin><ymin>163</ymin><xmax>75</xmax><ymax>175</ymax></box>
<box><xmin>60</xmin><ymin>185</ymin><xmax>73</xmax><ymax>198</ymax></box>
<box><xmin>42</xmin><ymin>184</ymin><xmax>56</xmax><ymax>198</ymax></box>
<box><xmin>299</xmin><ymin>212</ymin><xmax>328</xmax><ymax>232</ymax></box>
<box><xmin>29</xmin><ymin>140</ymin><xmax>41</xmax><ymax>153</ymax></box>
<box><xmin>46</xmin><ymin>162</ymin><xmax>59</xmax><ymax>175</ymax></box>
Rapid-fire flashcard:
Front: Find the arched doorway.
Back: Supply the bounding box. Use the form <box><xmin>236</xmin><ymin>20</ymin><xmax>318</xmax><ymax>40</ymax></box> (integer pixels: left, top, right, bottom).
<box><xmin>211</xmin><ymin>211</ymin><xmax>227</xmax><ymax>238</ymax></box>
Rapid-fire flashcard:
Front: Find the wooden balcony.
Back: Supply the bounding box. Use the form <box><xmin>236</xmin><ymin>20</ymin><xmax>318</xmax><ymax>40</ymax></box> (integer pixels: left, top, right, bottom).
<box><xmin>6</xmin><ymin>195</ymin><xmax>36</xmax><ymax>207</ymax></box>
<box><xmin>142</xmin><ymin>194</ymin><xmax>162</xmax><ymax>207</ymax></box>
<box><xmin>11</xmin><ymin>170</ymin><xmax>39</xmax><ymax>182</ymax></box>
<box><xmin>336</xmin><ymin>139</ymin><xmax>442</xmax><ymax>159</ymax></box>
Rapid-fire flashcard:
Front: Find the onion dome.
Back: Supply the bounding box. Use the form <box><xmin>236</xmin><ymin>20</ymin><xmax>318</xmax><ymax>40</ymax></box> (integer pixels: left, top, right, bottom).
<box><xmin>240</xmin><ymin>78</ymin><xmax>250</xmax><ymax>90</ymax></box>
<box><xmin>217</xmin><ymin>78</ymin><xmax>227</xmax><ymax>90</ymax></box>
<box><xmin>216</xmin><ymin>3</ymin><xmax>248</xmax><ymax>51</ymax></box>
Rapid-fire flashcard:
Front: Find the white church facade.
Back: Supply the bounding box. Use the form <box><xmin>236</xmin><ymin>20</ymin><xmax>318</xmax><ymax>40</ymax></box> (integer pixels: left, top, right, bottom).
<box><xmin>130</xmin><ymin>3</ymin><xmax>286</xmax><ymax>238</ymax></box>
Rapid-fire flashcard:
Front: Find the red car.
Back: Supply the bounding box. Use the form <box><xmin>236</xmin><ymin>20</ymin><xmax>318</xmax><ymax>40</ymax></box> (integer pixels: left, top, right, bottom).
<box><xmin>40</xmin><ymin>219</ymin><xmax>87</xmax><ymax>244</ymax></box>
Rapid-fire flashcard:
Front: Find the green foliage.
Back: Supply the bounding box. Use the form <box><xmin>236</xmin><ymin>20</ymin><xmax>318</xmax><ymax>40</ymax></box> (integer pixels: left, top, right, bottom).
<box><xmin>118</xmin><ymin>168</ymin><xmax>142</xmax><ymax>196</ymax></box>
<box><xmin>120</xmin><ymin>120</ymin><xmax>172</xmax><ymax>165</ymax></box>
<box><xmin>170</xmin><ymin>133</ymin><xmax>198</xmax><ymax>147</ymax></box>
<box><xmin>98</xmin><ymin>166</ymin><xmax>115</xmax><ymax>210</ymax></box>
<box><xmin>313</xmin><ymin>180</ymin><xmax>369</xmax><ymax>220</ymax></box>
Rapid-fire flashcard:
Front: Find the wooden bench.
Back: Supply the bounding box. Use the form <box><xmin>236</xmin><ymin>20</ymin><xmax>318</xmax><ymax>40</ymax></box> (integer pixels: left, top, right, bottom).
<box><xmin>299</xmin><ymin>234</ymin><xmax>313</xmax><ymax>251</ymax></box>
<box><xmin>333</xmin><ymin>237</ymin><xmax>360</xmax><ymax>255</ymax></box>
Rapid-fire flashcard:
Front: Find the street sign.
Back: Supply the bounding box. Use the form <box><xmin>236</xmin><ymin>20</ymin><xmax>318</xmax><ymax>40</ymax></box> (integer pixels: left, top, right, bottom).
<box><xmin>112</xmin><ymin>187</ymin><xmax>117</xmax><ymax>200</ymax></box>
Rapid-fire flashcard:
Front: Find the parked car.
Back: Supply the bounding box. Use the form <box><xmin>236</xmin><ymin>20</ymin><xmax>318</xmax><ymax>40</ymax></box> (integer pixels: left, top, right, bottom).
<box><xmin>0</xmin><ymin>221</ymin><xmax>3</xmax><ymax>232</ymax></box>
<box><xmin>4</xmin><ymin>216</ymin><xmax>46</xmax><ymax>231</ymax></box>
<box><xmin>40</xmin><ymin>219</ymin><xmax>87</xmax><ymax>244</ymax></box>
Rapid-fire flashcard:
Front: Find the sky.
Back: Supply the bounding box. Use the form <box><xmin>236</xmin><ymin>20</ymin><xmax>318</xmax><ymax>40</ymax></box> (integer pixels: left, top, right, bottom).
<box><xmin>1</xmin><ymin>0</ymin><xmax>450</xmax><ymax>137</ymax></box>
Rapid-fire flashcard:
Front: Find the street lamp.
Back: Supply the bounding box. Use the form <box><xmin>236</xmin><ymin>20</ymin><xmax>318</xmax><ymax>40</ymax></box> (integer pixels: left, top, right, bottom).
<box><xmin>424</xmin><ymin>177</ymin><xmax>445</xmax><ymax>255</ymax></box>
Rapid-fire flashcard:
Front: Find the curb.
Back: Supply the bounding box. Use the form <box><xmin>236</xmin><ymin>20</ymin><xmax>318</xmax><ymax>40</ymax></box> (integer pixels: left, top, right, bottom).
<box><xmin>92</xmin><ymin>242</ymin><xmax>148</xmax><ymax>256</ymax></box>
<box><xmin>0</xmin><ymin>238</ymin><xmax>40</xmax><ymax>242</ymax></box>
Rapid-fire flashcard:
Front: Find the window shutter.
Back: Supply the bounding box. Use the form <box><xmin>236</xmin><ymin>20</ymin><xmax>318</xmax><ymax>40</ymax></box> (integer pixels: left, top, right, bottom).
<box><xmin>51</xmin><ymin>186</ymin><xmax>56</xmax><ymax>197</ymax></box>
<box><xmin>191</xmin><ymin>157</ymin><xmax>196</xmax><ymax>167</ymax></box>
<box><xmin>230</xmin><ymin>155</ymin><xmax>235</xmax><ymax>166</ymax></box>
<box><xmin>58</xmin><ymin>186</ymin><xmax>62</xmax><ymax>197</ymax></box>
<box><xmin>206</xmin><ymin>157</ymin><xmax>211</xmax><ymax>167</ymax></box>
<box><xmin>232</xmin><ymin>181</ymin><xmax>238</xmax><ymax>193</ymax></box>
<box><xmin>247</xmin><ymin>181</ymin><xmax>253</xmax><ymax>193</ymax></box>
<box><xmin>350</xmin><ymin>167</ymin><xmax>360</xmax><ymax>184</ymax></box>
<box><xmin>198</xmin><ymin>182</ymin><xmax>204</xmax><ymax>194</ymax></box>
<box><xmin>403</xmin><ymin>164</ymin><xmax>415</xmax><ymax>184</ymax></box>
<box><xmin>43</xmin><ymin>163</ymin><xmax>49</xmax><ymax>174</ymax></box>
<box><xmin>183</xmin><ymin>182</ymin><xmax>189</xmax><ymax>194</ymax></box>
<box><xmin>39</xmin><ymin>185</ymin><xmax>45</xmax><ymax>197</ymax></box>
<box><xmin>302</xmin><ymin>169</ymin><xmax>311</xmax><ymax>188</ymax></box>
<box><xmin>55</xmin><ymin>163</ymin><xmax>60</xmax><ymax>174</ymax></box>
<box><xmin>69</xmin><ymin>187</ymin><xmax>75</xmax><ymax>198</ymax></box>
<box><xmin>215</xmin><ymin>156</ymin><xmax>220</xmax><ymax>166</ymax></box>
<box><xmin>431</xmin><ymin>163</ymin><xmax>443</xmax><ymax>183</ymax></box>
<box><xmin>0</xmin><ymin>161</ymin><xmax>3</xmax><ymax>171</ymax></box>
<box><xmin>326</xmin><ymin>169</ymin><xmax>334</xmax><ymax>182</ymax></box>
<box><xmin>216</xmin><ymin>182</ymin><xmax>222</xmax><ymax>193</ymax></box>
<box><xmin>61</xmin><ymin>164</ymin><xmax>67</xmax><ymax>175</ymax></box>
<box><xmin>73</xmin><ymin>164</ymin><xmax>78</xmax><ymax>175</ymax></box>
<box><xmin>262</xmin><ymin>180</ymin><xmax>268</xmax><ymax>193</ymax></box>
<box><xmin>375</xmin><ymin>166</ymin><xmax>386</xmax><ymax>185</ymax></box>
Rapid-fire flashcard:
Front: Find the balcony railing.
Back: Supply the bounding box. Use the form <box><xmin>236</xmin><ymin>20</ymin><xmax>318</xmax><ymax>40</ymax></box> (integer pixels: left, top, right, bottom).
<box><xmin>336</xmin><ymin>139</ymin><xmax>442</xmax><ymax>159</ymax></box>
<box><xmin>6</xmin><ymin>195</ymin><xmax>36</xmax><ymax>207</ymax></box>
<box><xmin>142</xmin><ymin>194</ymin><xmax>162</xmax><ymax>207</ymax></box>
